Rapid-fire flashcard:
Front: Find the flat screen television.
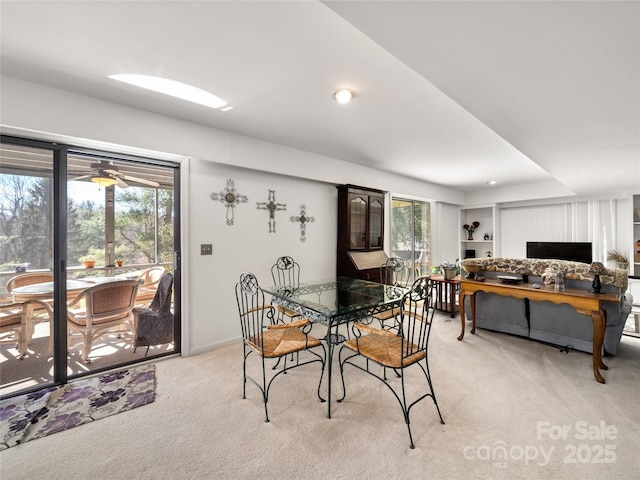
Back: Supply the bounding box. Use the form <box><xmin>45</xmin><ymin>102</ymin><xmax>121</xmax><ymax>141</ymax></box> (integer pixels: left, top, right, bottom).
<box><xmin>526</xmin><ymin>241</ymin><xmax>592</xmax><ymax>264</ymax></box>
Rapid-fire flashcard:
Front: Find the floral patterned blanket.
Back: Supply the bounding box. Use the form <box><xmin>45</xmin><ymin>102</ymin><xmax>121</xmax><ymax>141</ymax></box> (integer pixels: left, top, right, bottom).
<box><xmin>0</xmin><ymin>363</ymin><xmax>155</xmax><ymax>450</ymax></box>
<box><xmin>461</xmin><ymin>257</ymin><xmax>628</xmax><ymax>289</ymax></box>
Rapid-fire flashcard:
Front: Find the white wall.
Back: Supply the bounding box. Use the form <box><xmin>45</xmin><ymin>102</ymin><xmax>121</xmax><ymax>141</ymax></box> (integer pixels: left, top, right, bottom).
<box><xmin>431</xmin><ymin>202</ymin><xmax>461</xmax><ymax>266</ymax></box>
<box><xmin>187</xmin><ymin>160</ymin><xmax>337</xmax><ymax>352</ymax></box>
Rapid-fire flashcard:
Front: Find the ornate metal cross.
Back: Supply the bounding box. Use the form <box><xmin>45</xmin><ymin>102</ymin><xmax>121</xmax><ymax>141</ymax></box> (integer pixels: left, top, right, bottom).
<box><xmin>210</xmin><ymin>178</ymin><xmax>248</xmax><ymax>226</ymax></box>
<box><xmin>256</xmin><ymin>190</ymin><xmax>286</xmax><ymax>233</ymax></box>
<box><xmin>290</xmin><ymin>204</ymin><xmax>315</xmax><ymax>242</ymax></box>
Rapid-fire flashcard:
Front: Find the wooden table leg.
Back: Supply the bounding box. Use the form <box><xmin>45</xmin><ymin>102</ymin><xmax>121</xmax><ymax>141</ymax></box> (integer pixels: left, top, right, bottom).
<box><xmin>590</xmin><ymin>307</ymin><xmax>607</xmax><ymax>383</ymax></box>
<box><xmin>458</xmin><ymin>290</ymin><xmax>466</xmax><ymax>340</ymax></box>
<box><xmin>470</xmin><ymin>293</ymin><xmax>476</xmax><ymax>335</ymax></box>
<box><xmin>449</xmin><ymin>282</ymin><xmax>455</xmax><ymax>318</ymax></box>
<box><xmin>598</xmin><ymin>306</ymin><xmax>608</xmax><ymax>370</ymax></box>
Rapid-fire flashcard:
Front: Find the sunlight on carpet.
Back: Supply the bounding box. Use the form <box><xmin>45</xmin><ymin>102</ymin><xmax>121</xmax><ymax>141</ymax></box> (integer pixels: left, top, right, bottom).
<box><xmin>0</xmin><ymin>363</ymin><xmax>156</xmax><ymax>450</ymax></box>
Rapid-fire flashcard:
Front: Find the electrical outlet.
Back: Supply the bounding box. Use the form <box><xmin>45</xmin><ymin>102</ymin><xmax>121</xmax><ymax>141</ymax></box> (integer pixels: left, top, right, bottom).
<box><xmin>201</xmin><ymin>244</ymin><xmax>213</xmax><ymax>255</ymax></box>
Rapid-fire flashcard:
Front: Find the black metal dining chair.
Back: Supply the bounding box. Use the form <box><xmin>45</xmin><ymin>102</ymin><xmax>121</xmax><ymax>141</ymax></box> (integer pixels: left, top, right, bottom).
<box><xmin>370</xmin><ymin>257</ymin><xmax>410</xmax><ymax>331</ymax></box>
<box><xmin>270</xmin><ymin>256</ymin><xmax>304</xmax><ymax>325</ymax></box>
<box><xmin>236</xmin><ymin>272</ymin><xmax>326</xmax><ymax>422</ymax></box>
<box><xmin>338</xmin><ymin>276</ymin><xmax>444</xmax><ymax>449</ymax></box>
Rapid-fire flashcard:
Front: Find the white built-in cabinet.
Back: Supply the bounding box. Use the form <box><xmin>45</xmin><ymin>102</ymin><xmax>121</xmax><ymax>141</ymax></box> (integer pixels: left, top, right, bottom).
<box><xmin>460</xmin><ymin>205</ymin><xmax>500</xmax><ymax>260</ymax></box>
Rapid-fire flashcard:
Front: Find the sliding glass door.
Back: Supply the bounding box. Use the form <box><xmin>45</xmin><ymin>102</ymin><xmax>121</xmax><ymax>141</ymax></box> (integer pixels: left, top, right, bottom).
<box><xmin>0</xmin><ymin>141</ymin><xmax>56</xmax><ymax>395</ymax></box>
<box><xmin>1</xmin><ymin>136</ymin><xmax>181</xmax><ymax>397</ymax></box>
<box><xmin>391</xmin><ymin>198</ymin><xmax>431</xmax><ymax>282</ymax></box>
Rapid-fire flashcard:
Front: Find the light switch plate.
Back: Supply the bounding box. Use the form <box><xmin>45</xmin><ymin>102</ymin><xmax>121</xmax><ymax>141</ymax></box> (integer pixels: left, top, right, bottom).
<box><xmin>201</xmin><ymin>244</ymin><xmax>213</xmax><ymax>255</ymax></box>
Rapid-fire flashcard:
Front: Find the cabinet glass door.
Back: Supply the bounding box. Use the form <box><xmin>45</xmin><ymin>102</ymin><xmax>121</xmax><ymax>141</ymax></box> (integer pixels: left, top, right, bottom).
<box><xmin>369</xmin><ymin>198</ymin><xmax>383</xmax><ymax>248</ymax></box>
<box><xmin>349</xmin><ymin>195</ymin><xmax>367</xmax><ymax>249</ymax></box>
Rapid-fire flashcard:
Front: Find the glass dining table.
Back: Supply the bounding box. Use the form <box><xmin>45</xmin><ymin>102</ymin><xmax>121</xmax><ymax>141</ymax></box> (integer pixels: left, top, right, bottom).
<box><xmin>263</xmin><ymin>276</ymin><xmax>406</xmax><ymax>418</ymax></box>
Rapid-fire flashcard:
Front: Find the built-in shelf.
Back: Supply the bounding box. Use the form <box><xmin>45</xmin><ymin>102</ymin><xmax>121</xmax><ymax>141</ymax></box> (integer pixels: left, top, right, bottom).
<box><xmin>460</xmin><ymin>205</ymin><xmax>498</xmax><ymax>259</ymax></box>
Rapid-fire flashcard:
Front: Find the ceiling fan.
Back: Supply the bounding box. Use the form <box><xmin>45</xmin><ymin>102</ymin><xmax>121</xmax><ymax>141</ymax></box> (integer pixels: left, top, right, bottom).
<box><xmin>69</xmin><ymin>161</ymin><xmax>160</xmax><ymax>188</ymax></box>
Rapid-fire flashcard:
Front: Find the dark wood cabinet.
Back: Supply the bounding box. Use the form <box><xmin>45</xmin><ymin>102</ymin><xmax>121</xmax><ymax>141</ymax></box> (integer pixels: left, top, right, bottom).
<box><xmin>337</xmin><ymin>185</ymin><xmax>387</xmax><ymax>281</ymax></box>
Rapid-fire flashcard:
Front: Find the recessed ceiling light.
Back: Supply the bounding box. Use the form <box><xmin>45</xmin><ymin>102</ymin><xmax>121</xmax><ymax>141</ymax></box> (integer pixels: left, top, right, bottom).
<box><xmin>487</xmin><ymin>180</ymin><xmax>497</xmax><ymax>185</ymax></box>
<box><xmin>220</xmin><ymin>106</ymin><xmax>234</xmax><ymax>112</ymax></box>
<box><xmin>334</xmin><ymin>88</ymin><xmax>356</xmax><ymax>104</ymax></box>
<box><xmin>109</xmin><ymin>74</ymin><xmax>228</xmax><ymax>109</ymax></box>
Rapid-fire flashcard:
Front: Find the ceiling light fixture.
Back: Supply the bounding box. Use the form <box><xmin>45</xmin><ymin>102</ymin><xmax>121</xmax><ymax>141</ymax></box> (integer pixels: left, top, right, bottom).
<box><xmin>487</xmin><ymin>180</ymin><xmax>497</xmax><ymax>185</ymax></box>
<box><xmin>91</xmin><ymin>174</ymin><xmax>118</xmax><ymax>188</ymax></box>
<box><xmin>334</xmin><ymin>88</ymin><xmax>356</xmax><ymax>104</ymax></box>
<box><xmin>109</xmin><ymin>74</ymin><xmax>228</xmax><ymax>109</ymax></box>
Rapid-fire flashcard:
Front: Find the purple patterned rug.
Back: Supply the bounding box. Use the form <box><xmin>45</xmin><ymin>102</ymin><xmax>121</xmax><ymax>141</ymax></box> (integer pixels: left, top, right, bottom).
<box><xmin>0</xmin><ymin>363</ymin><xmax>156</xmax><ymax>450</ymax></box>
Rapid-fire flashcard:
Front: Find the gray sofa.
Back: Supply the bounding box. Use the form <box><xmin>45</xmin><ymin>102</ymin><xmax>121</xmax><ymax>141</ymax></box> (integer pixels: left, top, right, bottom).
<box><xmin>461</xmin><ymin>257</ymin><xmax>633</xmax><ymax>355</ymax></box>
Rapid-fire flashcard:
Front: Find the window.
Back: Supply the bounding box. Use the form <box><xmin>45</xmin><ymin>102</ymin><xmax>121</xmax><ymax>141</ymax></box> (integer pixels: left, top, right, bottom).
<box><xmin>391</xmin><ymin>198</ymin><xmax>431</xmax><ymax>281</ymax></box>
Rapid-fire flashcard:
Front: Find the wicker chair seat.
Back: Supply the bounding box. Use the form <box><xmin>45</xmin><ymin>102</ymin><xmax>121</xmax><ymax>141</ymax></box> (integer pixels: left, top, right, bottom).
<box><xmin>275</xmin><ymin>304</ymin><xmax>301</xmax><ymax>319</ymax></box>
<box><xmin>344</xmin><ymin>333</ymin><xmax>425</xmax><ymax>368</ymax></box>
<box><xmin>372</xmin><ymin>307</ymin><xmax>399</xmax><ymax>321</ymax></box>
<box><xmin>249</xmin><ymin>323</ymin><xmax>321</xmax><ymax>358</ymax></box>
<box><xmin>400</xmin><ymin>307</ymin><xmax>429</xmax><ymax>323</ymax></box>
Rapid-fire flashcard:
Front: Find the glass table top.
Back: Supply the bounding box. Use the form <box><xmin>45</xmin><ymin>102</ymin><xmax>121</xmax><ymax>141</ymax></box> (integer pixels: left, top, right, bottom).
<box><xmin>264</xmin><ymin>276</ymin><xmax>406</xmax><ymax>319</ymax></box>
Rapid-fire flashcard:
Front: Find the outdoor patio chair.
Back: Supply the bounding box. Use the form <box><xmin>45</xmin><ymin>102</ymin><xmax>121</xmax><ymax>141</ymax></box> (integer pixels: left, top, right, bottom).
<box><xmin>67</xmin><ymin>279</ymin><xmax>139</xmax><ymax>363</ymax></box>
<box><xmin>0</xmin><ymin>300</ymin><xmax>28</xmax><ymax>359</ymax></box>
<box><xmin>133</xmin><ymin>272</ymin><xmax>174</xmax><ymax>357</ymax></box>
<box><xmin>7</xmin><ymin>271</ymin><xmax>54</xmax><ymax>342</ymax></box>
<box><xmin>134</xmin><ymin>266</ymin><xmax>165</xmax><ymax>308</ymax></box>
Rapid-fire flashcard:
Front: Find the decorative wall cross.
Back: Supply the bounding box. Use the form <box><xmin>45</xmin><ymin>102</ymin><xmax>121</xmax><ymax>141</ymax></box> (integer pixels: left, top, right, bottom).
<box><xmin>290</xmin><ymin>204</ymin><xmax>315</xmax><ymax>243</ymax></box>
<box><xmin>210</xmin><ymin>178</ymin><xmax>248</xmax><ymax>226</ymax></box>
<box><xmin>256</xmin><ymin>190</ymin><xmax>286</xmax><ymax>233</ymax></box>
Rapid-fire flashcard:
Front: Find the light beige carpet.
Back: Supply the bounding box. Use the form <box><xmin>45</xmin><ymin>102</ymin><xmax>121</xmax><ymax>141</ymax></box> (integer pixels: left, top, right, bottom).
<box><xmin>1</xmin><ymin>312</ymin><xmax>639</xmax><ymax>480</ymax></box>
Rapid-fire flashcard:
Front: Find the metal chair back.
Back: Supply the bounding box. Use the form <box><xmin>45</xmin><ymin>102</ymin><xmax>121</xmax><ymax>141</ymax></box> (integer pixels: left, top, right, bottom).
<box><xmin>271</xmin><ymin>256</ymin><xmax>301</xmax><ymax>289</ymax></box>
<box><xmin>380</xmin><ymin>257</ymin><xmax>410</xmax><ymax>287</ymax></box>
<box><xmin>399</xmin><ymin>276</ymin><xmax>435</xmax><ymax>357</ymax></box>
<box><xmin>236</xmin><ymin>272</ymin><xmax>272</xmax><ymax>348</ymax></box>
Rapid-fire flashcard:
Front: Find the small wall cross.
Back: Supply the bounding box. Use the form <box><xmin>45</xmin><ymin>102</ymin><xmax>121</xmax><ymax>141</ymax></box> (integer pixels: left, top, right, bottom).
<box><xmin>290</xmin><ymin>204</ymin><xmax>315</xmax><ymax>243</ymax></box>
<box><xmin>210</xmin><ymin>178</ymin><xmax>248</xmax><ymax>226</ymax></box>
<box><xmin>256</xmin><ymin>190</ymin><xmax>286</xmax><ymax>233</ymax></box>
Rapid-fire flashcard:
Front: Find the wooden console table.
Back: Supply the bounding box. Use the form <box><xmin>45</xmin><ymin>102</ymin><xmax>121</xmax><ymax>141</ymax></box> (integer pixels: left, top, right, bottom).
<box><xmin>458</xmin><ymin>278</ymin><xmax>620</xmax><ymax>384</ymax></box>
